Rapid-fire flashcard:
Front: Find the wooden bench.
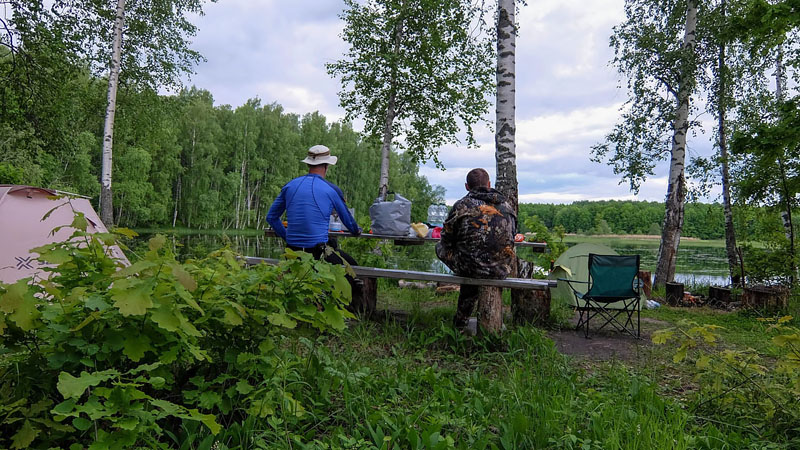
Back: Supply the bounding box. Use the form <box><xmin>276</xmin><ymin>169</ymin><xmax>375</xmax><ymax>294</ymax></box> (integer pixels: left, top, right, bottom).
<box><xmin>244</xmin><ymin>256</ymin><xmax>556</xmax><ymax>332</ymax></box>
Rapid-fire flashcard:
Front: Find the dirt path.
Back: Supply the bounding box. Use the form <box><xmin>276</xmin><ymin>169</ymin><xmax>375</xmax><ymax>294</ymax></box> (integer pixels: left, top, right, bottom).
<box><xmin>547</xmin><ymin>313</ymin><xmax>671</xmax><ymax>362</ymax></box>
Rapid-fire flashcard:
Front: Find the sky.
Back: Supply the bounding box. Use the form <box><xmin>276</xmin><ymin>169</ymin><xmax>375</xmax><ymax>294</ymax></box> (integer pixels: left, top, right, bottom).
<box><xmin>182</xmin><ymin>0</ymin><xmax>719</xmax><ymax>205</ymax></box>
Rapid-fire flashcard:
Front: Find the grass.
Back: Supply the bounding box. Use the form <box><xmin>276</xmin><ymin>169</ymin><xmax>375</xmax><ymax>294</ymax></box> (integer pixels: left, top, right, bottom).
<box><xmin>195</xmin><ymin>312</ymin><xmax>702</xmax><ymax>449</ymax></box>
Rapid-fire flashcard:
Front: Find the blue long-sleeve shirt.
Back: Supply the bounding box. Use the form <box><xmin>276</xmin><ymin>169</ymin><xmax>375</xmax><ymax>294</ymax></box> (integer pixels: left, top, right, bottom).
<box><xmin>266</xmin><ymin>174</ymin><xmax>360</xmax><ymax>248</ymax></box>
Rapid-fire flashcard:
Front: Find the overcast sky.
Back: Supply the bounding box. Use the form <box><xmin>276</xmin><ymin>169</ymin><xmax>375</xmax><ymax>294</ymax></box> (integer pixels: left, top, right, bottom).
<box><xmin>182</xmin><ymin>0</ymin><xmax>719</xmax><ymax>205</ymax></box>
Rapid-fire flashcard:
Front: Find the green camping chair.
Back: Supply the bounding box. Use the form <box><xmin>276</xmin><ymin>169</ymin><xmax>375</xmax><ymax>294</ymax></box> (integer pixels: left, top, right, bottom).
<box><xmin>561</xmin><ymin>254</ymin><xmax>641</xmax><ymax>339</ymax></box>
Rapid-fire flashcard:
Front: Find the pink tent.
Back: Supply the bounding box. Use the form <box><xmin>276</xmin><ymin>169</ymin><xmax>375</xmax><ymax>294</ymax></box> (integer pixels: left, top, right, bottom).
<box><xmin>0</xmin><ymin>185</ymin><xmax>129</xmax><ymax>284</ymax></box>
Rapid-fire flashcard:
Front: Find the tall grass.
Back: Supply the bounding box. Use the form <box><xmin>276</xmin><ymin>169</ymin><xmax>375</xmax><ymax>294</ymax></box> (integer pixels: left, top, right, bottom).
<box><xmin>182</xmin><ymin>313</ymin><xmax>728</xmax><ymax>449</ymax></box>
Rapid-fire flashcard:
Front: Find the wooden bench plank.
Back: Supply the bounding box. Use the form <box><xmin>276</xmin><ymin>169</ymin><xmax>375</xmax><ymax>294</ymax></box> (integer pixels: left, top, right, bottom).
<box><xmin>243</xmin><ymin>256</ymin><xmax>557</xmax><ymax>290</ymax></box>
<box><xmin>262</xmin><ymin>229</ymin><xmax>548</xmax><ymax>251</ymax></box>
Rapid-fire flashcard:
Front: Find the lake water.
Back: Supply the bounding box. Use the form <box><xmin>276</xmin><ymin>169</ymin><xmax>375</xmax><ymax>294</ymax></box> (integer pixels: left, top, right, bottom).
<box><xmin>132</xmin><ymin>232</ymin><xmax>730</xmax><ymax>286</ymax></box>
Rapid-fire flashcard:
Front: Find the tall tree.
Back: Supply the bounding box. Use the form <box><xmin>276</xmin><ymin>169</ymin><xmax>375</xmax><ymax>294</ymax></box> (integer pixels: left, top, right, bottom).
<box><xmin>593</xmin><ymin>0</ymin><xmax>700</xmax><ymax>288</ymax></box>
<box><xmin>717</xmin><ymin>1</ymin><xmax>740</xmax><ymax>284</ymax></box>
<box><xmin>328</xmin><ymin>0</ymin><xmax>494</xmax><ymax>200</ymax></box>
<box><xmin>730</xmin><ymin>99</ymin><xmax>800</xmax><ymax>284</ymax></box>
<box><xmin>8</xmin><ymin>0</ymin><xmax>214</xmax><ymax>224</ymax></box>
<box><xmin>495</xmin><ymin>0</ymin><xmax>518</xmax><ymax>211</ymax></box>
<box><xmin>100</xmin><ymin>0</ymin><xmax>126</xmax><ymax>225</ymax></box>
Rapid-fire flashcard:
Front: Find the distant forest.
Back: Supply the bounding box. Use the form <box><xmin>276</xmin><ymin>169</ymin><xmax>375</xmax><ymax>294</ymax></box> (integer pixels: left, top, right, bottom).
<box><xmin>0</xmin><ymin>53</ymin><xmax>444</xmax><ymax>229</ymax></box>
<box><xmin>519</xmin><ymin>201</ymin><xmax>762</xmax><ymax>241</ymax></box>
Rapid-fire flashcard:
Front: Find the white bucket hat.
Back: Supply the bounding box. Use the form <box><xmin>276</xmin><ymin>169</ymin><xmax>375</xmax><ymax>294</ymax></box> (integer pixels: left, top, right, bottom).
<box><xmin>302</xmin><ymin>145</ymin><xmax>338</xmax><ymax>166</ymax></box>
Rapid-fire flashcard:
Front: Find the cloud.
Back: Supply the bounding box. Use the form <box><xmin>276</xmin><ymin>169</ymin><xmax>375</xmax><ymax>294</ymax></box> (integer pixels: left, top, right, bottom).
<box><xmin>185</xmin><ymin>0</ymin><xmax>722</xmax><ymax>205</ymax></box>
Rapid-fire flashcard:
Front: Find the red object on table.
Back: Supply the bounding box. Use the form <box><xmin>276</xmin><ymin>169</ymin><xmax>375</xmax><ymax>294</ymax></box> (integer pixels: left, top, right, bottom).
<box><xmin>431</xmin><ymin>227</ymin><xmax>442</xmax><ymax>239</ymax></box>
<box><xmin>514</xmin><ymin>233</ymin><xmax>524</xmax><ymax>242</ymax></box>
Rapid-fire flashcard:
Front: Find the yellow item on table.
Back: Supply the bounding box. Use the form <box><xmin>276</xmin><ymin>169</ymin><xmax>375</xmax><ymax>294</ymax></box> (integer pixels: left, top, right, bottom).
<box><xmin>411</xmin><ymin>222</ymin><xmax>429</xmax><ymax>238</ymax></box>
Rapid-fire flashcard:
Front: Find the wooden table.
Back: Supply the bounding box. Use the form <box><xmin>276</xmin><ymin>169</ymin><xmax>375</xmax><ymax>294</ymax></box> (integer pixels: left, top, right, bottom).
<box><xmin>263</xmin><ymin>229</ymin><xmax>547</xmax><ymax>252</ymax></box>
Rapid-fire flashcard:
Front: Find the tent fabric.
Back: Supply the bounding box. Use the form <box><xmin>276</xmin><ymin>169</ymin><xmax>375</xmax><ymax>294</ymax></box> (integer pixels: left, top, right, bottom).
<box><xmin>548</xmin><ymin>243</ymin><xmax>643</xmax><ymax>310</ymax></box>
<box><xmin>0</xmin><ymin>185</ymin><xmax>128</xmax><ymax>284</ymax></box>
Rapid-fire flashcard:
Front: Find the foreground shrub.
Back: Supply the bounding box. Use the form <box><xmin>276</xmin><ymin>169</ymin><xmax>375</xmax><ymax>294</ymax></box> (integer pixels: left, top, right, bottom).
<box><xmin>653</xmin><ymin>317</ymin><xmax>800</xmax><ymax>445</ymax></box>
<box><xmin>0</xmin><ymin>216</ymin><xmax>353</xmax><ymax>449</ymax></box>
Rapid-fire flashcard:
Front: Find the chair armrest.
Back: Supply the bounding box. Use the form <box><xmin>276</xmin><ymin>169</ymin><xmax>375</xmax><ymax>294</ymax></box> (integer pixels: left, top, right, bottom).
<box><xmin>558</xmin><ymin>278</ymin><xmax>588</xmax><ymax>299</ymax></box>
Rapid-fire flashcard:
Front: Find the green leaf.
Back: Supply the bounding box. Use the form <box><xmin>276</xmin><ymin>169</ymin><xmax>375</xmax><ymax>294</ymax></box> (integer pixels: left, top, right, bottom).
<box><xmin>114</xmin><ymin>227</ymin><xmax>139</xmax><ymax>239</ymax></box>
<box><xmin>0</xmin><ymin>280</ymin><xmax>28</xmax><ymax>313</ymax></box>
<box><xmin>320</xmin><ymin>306</ymin><xmax>346</xmax><ymax>331</ymax></box>
<box><xmin>0</xmin><ymin>280</ymin><xmax>40</xmax><ymax>331</ymax></box>
<box><xmin>71</xmin><ymin>213</ymin><xmax>88</xmax><ymax>231</ymax></box>
<box><xmin>258</xmin><ymin>338</ymin><xmax>275</xmax><ymax>354</ymax></box>
<box><xmin>11</xmin><ymin>420</ymin><xmax>38</xmax><ymax>449</ymax></box>
<box><xmin>111</xmin><ymin>279</ymin><xmax>154</xmax><ymax>316</ymax></box>
<box><xmin>651</xmin><ymin>329</ymin><xmax>674</xmax><ymax>345</ymax></box>
<box><xmin>149</xmin><ymin>235</ymin><xmax>166</xmax><ymax>252</ymax></box>
<box><xmin>116</xmin><ymin>417</ymin><xmax>139</xmax><ymax>430</ymax></box>
<box><xmin>112</xmin><ymin>260</ymin><xmax>157</xmax><ymax>279</ymax></box>
<box><xmin>40</xmin><ymin>201</ymin><xmax>67</xmax><ymax>222</ymax></box>
<box><xmin>38</xmin><ymin>248</ymin><xmax>73</xmax><ymax>264</ymax></box>
<box><xmin>267</xmin><ymin>312</ymin><xmax>297</xmax><ymax>329</ymax></box>
<box><xmin>197</xmin><ymin>391</ymin><xmax>222</xmax><ymax>409</ymax></box>
<box><xmin>170</xmin><ymin>264</ymin><xmax>197</xmax><ymax>292</ymax></box>
<box><xmin>235</xmin><ymin>380</ymin><xmax>254</xmax><ymax>395</ymax></box>
<box><xmin>188</xmin><ymin>409</ymin><xmax>221</xmax><ymax>435</ymax></box>
<box><xmin>123</xmin><ymin>334</ymin><xmax>151</xmax><ymax>362</ymax></box>
<box><xmin>695</xmin><ymin>354</ymin><xmax>711</xmax><ymax>370</ymax></box>
<box><xmin>72</xmin><ymin>417</ymin><xmax>92</xmax><ymax>431</ymax></box>
<box><xmin>57</xmin><ymin>370</ymin><xmax>117</xmax><ymax>399</ymax></box>
<box><xmin>332</xmin><ymin>272</ymin><xmax>351</xmax><ymax>299</ymax></box>
<box><xmin>673</xmin><ymin>346</ymin><xmax>688</xmax><ymax>364</ymax></box>
<box><xmin>150</xmin><ymin>306</ymin><xmax>181</xmax><ymax>332</ymax></box>
<box><xmin>773</xmin><ymin>333</ymin><xmax>800</xmax><ymax>347</ymax></box>
<box><xmin>222</xmin><ymin>305</ymin><xmax>244</xmax><ymax>326</ymax></box>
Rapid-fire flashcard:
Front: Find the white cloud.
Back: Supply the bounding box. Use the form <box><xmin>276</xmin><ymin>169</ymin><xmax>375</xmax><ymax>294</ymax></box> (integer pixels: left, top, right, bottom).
<box><xmin>184</xmin><ymin>0</ymin><xmax>724</xmax><ymax>205</ymax></box>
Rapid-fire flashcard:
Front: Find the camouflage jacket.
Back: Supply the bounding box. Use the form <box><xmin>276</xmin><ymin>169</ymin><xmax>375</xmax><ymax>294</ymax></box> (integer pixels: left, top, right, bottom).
<box><xmin>435</xmin><ymin>187</ymin><xmax>517</xmax><ymax>279</ymax></box>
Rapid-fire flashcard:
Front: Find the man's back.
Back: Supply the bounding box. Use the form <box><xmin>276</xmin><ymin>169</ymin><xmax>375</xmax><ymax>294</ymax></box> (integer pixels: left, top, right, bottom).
<box><xmin>266</xmin><ymin>173</ymin><xmax>358</xmax><ymax>248</ymax></box>
<box><xmin>436</xmin><ymin>187</ymin><xmax>516</xmax><ymax>279</ymax></box>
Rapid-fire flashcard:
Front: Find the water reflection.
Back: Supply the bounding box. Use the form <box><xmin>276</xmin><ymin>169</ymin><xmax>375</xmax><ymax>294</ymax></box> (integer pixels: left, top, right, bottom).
<box><xmin>131</xmin><ymin>232</ymin><xmax>730</xmax><ymax>285</ymax></box>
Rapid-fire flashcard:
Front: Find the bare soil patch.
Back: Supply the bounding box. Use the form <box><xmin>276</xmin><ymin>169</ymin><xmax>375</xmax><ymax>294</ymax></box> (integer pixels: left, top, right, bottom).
<box><xmin>547</xmin><ymin>313</ymin><xmax>671</xmax><ymax>362</ymax></box>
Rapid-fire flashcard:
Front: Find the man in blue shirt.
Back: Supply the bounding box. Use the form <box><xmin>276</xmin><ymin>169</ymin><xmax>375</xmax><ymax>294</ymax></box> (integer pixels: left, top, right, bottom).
<box><xmin>266</xmin><ymin>144</ymin><xmax>362</xmax><ymax>293</ymax></box>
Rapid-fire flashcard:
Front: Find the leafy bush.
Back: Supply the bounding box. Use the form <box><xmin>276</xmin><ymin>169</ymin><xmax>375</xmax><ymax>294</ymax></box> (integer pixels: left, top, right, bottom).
<box><xmin>652</xmin><ymin>317</ymin><xmax>800</xmax><ymax>444</ymax></box>
<box><xmin>0</xmin><ymin>212</ymin><xmax>354</xmax><ymax>448</ymax></box>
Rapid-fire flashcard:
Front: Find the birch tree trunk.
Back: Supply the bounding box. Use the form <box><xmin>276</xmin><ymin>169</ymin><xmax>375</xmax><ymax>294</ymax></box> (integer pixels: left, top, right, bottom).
<box><xmin>654</xmin><ymin>0</ymin><xmax>697</xmax><ymax>288</ymax></box>
<box><xmin>494</xmin><ymin>0</ymin><xmax>541</xmax><ymax>326</ymax></box>
<box><xmin>494</xmin><ymin>0</ymin><xmax>518</xmax><ymax>212</ymax></box>
<box><xmin>718</xmin><ymin>0</ymin><xmax>739</xmax><ymax>284</ymax></box>
<box><xmin>99</xmin><ymin>0</ymin><xmax>126</xmax><ymax>226</ymax></box>
<box><xmin>379</xmin><ymin>20</ymin><xmax>404</xmax><ymax>201</ymax></box>
<box><xmin>235</xmin><ymin>123</ymin><xmax>248</xmax><ymax>229</ymax></box>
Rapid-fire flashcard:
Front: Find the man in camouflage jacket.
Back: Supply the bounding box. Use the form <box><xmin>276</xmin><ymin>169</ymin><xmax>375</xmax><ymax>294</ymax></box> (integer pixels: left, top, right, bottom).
<box><xmin>436</xmin><ymin>168</ymin><xmax>517</xmax><ymax>328</ymax></box>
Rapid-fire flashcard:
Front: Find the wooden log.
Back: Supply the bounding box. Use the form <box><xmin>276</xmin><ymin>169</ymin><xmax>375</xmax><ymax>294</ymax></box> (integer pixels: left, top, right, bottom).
<box><xmin>742</xmin><ymin>285</ymin><xmax>789</xmax><ymax>311</ymax></box>
<box><xmin>637</xmin><ymin>271</ymin><xmax>652</xmax><ymax>298</ymax></box>
<box><xmin>708</xmin><ymin>286</ymin><xmax>731</xmax><ymax>304</ymax></box>
<box><xmin>512</xmin><ymin>289</ymin><xmax>551</xmax><ymax>325</ymax></box>
<box><xmin>665</xmin><ymin>281</ymin><xmax>684</xmax><ymax>306</ymax></box>
<box><xmin>511</xmin><ymin>258</ymin><xmax>551</xmax><ymax>325</ymax></box>
<box><xmin>348</xmin><ymin>277</ymin><xmax>377</xmax><ymax>317</ymax></box>
<box><xmin>476</xmin><ymin>286</ymin><xmax>503</xmax><ymax>334</ymax></box>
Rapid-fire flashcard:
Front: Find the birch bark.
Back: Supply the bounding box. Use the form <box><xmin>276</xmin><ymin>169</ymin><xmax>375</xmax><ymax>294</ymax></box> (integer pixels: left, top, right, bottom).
<box><xmin>99</xmin><ymin>0</ymin><xmax>126</xmax><ymax>226</ymax></box>
<box><xmin>494</xmin><ymin>0</ymin><xmax>518</xmax><ymax>212</ymax></box>
<box><xmin>654</xmin><ymin>0</ymin><xmax>697</xmax><ymax>288</ymax></box>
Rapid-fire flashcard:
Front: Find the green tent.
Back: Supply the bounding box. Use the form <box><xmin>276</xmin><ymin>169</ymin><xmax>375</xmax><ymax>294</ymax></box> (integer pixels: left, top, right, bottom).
<box><xmin>548</xmin><ymin>243</ymin><xmax>644</xmax><ymax>310</ymax></box>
